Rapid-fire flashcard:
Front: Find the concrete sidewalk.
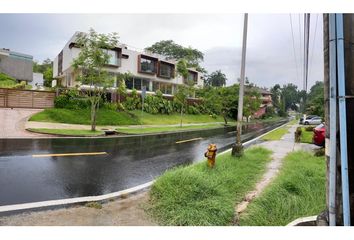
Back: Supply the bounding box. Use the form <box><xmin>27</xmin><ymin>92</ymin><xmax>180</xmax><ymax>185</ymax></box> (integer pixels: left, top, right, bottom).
<box><xmin>234</xmin><ymin>124</ymin><xmax>320</xmax><ymax>222</ymax></box>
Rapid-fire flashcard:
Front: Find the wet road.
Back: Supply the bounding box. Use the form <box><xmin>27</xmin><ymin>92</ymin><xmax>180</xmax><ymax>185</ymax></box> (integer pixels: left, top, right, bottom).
<box><xmin>0</xmin><ymin>120</ymin><xmax>287</xmax><ymax>206</ymax></box>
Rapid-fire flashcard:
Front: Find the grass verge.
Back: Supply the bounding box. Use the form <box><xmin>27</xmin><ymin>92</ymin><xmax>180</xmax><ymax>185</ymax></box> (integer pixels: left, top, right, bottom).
<box><xmin>146</xmin><ymin>147</ymin><xmax>272</xmax><ymax>226</ymax></box>
<box><xmin>301</xmin><ymin>127</ymin><xmax>313</xmax><ymax>144</ymax></box>
<box><xmin>239</xmin><ymin>150</ymin><xmax>326</xmax><ymax>226</ymax></box>
<box><xmin>116</xmin><ymin>123</ymin><xmax>231</xmax><ymax>134</ymax></box>
<box><xmin>29</xmin><ymin>108</ymin><xmax>140</xmax><ymax>126</ymax></box>
<box><xmin>27</xmin><ymin>128</ymin><xmax>104</xmax><ymax>136</ymax></box>
<box><xmin>131</xmin><ymin>110</ymin><xmax>231</xmax><ymax>125</ymax></box>
<box><xmin>261</xmin><ymin>126</ymin><xmax>289</xmax><ymax>141</ymax></box>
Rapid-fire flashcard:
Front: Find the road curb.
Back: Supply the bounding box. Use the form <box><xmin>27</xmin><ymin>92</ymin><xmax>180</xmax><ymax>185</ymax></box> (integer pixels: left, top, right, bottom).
<box><xmin>0</xmin><ymin>181</ymin><xmax>154</xmax><ymax>214</ymax></box>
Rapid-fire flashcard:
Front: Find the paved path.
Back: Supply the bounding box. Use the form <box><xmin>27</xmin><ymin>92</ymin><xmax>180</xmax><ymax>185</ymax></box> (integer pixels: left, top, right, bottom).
<box><xmin>234</xmin><ymin>124</ymin><xmax>320</xmax><ymax>223</ymax></box>
<box><xmin>0</xmin><ymin>108</ymin><xmax>43</xmax><ymax>138</ymax></box>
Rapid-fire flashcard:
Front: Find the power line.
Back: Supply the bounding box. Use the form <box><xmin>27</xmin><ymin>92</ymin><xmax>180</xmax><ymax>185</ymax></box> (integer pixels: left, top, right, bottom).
<box><xmin>289</xmin><ymin>14</ymin><xmax>300</xmax><ymax>84</ymax></box>
<box><xmin>308</xmin><ymin>14</ymin><xmax>319</xmax><ymax>82</ymax></box>
<box><xmin>298</xmin><ymin>14</ymin><xmax>303</xmax><ymax>88</ymax></box>
<box><xmin>303</xmin><ymin>13</ymin><xmax>310</xmax><ymax>92</ymax></box>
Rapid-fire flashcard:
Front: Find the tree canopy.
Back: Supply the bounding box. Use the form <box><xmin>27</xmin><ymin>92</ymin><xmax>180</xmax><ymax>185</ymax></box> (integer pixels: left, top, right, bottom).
<box><xmin>205</xmin><ymin>70</ymin><xmax>227</xmax><ymax>87</ymax></box>
<box><xmin>145</xmin><ymin>40</ymin><xmax>205</xmax><ymax>72</ymax></box>
<box><xmin>305</xmin><ymin>81</ymin><xmax>324</xmax><ymax>117</ymax></box>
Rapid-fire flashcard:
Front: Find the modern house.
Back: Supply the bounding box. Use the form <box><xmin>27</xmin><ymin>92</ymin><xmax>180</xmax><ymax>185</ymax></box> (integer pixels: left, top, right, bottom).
<box><xmin>53</xmin><ymin>32</ymin><xmax>204</xmax><ymax>96</ymax></box>
<box><xmin>0</xmin><ymin>48</ymin><xmax>33</xmax><ymax>83</ymax></box>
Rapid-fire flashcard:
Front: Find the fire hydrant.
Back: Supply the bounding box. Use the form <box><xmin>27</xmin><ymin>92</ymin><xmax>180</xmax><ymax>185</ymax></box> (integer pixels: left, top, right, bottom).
<box><xmin>204</xmin><ymin>144</ymin><xmax>217</xmax><ymax>168</ymax></box>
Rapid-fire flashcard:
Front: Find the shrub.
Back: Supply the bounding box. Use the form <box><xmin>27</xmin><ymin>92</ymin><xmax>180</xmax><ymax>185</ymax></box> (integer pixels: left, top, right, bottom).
<box><xmin>314</xmin><ymin>148</ymin><xmax>325</xmax><ymax>157</ymax></box>
<box><xmin>305</xmin><ymin>126</ymin><xmax>315</xmax><ymax>132</ymax></box>
<box><xmin>54</xmin><ymin>89</ymin><xmax>90</xmax><ymax>109</ymax></box>
<box><xmin>187</xmin><ymin>105</ymin><xmax>200</xmax><ymax>115</ymax></box>
<box><xmin>294</xmin><ymin>127</ymin><xmax>302</xmax><ymax>143</ymax></box>
<box><xmin>124</xmin><ymin>89</ymin><xmax>141</xmax><ymax>111</ymax></box>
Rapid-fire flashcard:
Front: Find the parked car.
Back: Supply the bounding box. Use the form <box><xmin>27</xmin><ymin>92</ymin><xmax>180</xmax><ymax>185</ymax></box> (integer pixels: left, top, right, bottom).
<box><xmin>313</xmin><ymin>123</ymin><xmax>325</xmax><ymax>146</ymax></box>
<box><xmin>304</xmin><ymin>116</ymin><xmax>322</xmax><ymax>125</ymax></box>
<box><xmin>299</xmin><ymin>115</ymin><xmax>317</xmax><ymax>124</ymax></box>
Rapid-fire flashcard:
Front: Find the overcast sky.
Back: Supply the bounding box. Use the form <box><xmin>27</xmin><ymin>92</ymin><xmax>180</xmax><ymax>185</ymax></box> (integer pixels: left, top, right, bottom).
<box><xmin>0</xmin><ymin>14</ymin><xmax>323</xmax><ymax>90</ymax></box>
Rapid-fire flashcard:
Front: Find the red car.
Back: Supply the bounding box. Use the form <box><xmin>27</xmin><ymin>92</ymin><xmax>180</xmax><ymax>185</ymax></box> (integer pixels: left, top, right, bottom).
<box><xmin>313</xmin><ymin>123</ymin><xmax>325</xmax><ymax>146</ymax></box>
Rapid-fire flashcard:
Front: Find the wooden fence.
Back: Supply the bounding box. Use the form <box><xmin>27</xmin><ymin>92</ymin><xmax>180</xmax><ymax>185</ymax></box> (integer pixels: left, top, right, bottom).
<box><xmin>0</xmin><ymin>88</ymin><xmax>55</xmax><ymax>109</ymax></box>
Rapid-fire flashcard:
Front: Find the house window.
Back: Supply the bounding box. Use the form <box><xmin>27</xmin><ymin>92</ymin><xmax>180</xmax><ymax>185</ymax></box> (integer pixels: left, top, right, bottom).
<box><xmin>142</xmin><ymin>79</ymin><xmax>150</xmax><ymax>91</ymax></box>
<box><xmin>153</xmin><ymin>81</ymin><xmax>160</xmax><ymax>92</ymax></box>
<box><xmin>186</xmin><ymin>71</ymin><xmax>198</xmax><ymax>84</ymax></box>
<box><xmin>58</xmin><ymin>50</ymin><xmax>63</xmax><ymax>75</ymax></box>
<box><xmin>134</xmin><ymin>78</ymin><xmax>142</xmax><ymax>90</ymax></box>
<box><xmin>105</xmin><ymin>49</ymin><xmax>118</xmax><ymax>66</ymax></box>
<box><xmin>159</xmin><ymin>83</ymin><xmax>173</xmax><ymax>94</ymax></box>
<box><xmin>139</xmin><ymin>55</ymin><xmax>157</xmax><ymax>74</ymax></box>
<box><xmin>125</xmin><ymin>78</ymin><xmax>133</xmax><ymax>90</ymax></box>
<box><xmin>158</xmin><ymin>62</ymin><xmax>174</xmax><ymax>78</ymax></box>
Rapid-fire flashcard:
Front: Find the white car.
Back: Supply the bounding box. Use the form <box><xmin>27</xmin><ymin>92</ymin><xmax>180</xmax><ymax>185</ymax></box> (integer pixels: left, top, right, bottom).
<box><xmin>304</xmin><ymin>116</ymin><xmax>322</xmax><ymax>125</ymax></box>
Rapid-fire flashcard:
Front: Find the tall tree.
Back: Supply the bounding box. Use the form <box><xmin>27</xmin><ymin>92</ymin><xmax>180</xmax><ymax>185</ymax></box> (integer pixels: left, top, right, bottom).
<box><xmin>306</xmin><ymin>81</ymin><xmax>324</xmax><ymax>117</ymax></box>
<box><xmin>72</xmin><ymin>28</ymin><xmax>118</xmax><ymax>131</ymax></box>
<box><xmin>205</xmin><ymin>70</ymin><xmax>227</xmax><ymax>87</ymax></box>
<box><xmin>281</xmin><ymin>83</ymin><xmax>300</xmax><ymax>111</ymax></box>
<box><xmin>145</xmin><ymin>40</ymin><xmax>205</xmax><ymax>72</ymax></box>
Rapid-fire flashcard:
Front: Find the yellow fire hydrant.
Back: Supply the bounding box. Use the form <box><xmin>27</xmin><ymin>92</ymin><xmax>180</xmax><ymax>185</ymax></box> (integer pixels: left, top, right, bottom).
<box><xmin>204</xmin><ymin>144</ymin><xmax>217</xmax><ymax>168</ymax></box>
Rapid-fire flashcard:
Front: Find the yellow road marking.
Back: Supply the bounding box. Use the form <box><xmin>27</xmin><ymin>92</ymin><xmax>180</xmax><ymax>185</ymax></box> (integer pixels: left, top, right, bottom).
<box><xmin>32</xmin><ymin>152</ymin><xmax>108</xmax><ymax>158</ymax></box>
<box><xmin>175</xmin><ymin>137</ymin><xmax>203</xmax><ymax>144</ymax></box>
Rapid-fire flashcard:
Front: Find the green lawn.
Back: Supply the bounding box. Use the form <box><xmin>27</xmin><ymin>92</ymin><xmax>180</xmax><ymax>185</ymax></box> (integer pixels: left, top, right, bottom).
<box><xmin>29</xmin><ymin>108</ymin><xmax>140</xmax><ymax>126</ymax></box>
<box><xmin>116</xmin><ymin>123</ymin><xmax>231</xmax><ymax>134</ymax></box>
<box><xmin>261</xmin><ymin>127</ymin><xmax>289</xmax><ymax>141</ymax></box>
<box><xmin>131</xmin><ymin>110</ymin><xmax>230</xmax><ymax>125</ymax></box>
<box><xmin>146</xmin><ymin>147</ymin><xmax>272</xmax><ymax>226</ymax></box>
<box><xmin>301</xmin><ymin>128</ymin><xmax>314</xmax><ymax>144</ymax></box>
<box><xmin>239</xmin><ymin>151</ymin><xmax>326</xmax><ymax>226</ymax></box>
<box><xmin>27</xmin><ymin>128</ymin><xmax>104</xmax><ymax>136</ymax></box>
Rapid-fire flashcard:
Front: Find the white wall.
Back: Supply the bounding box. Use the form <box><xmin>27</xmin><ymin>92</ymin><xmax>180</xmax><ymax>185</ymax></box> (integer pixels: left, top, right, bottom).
<box><xmin>30</xmin><ymin>72</ymin><xmax>44</xmax><ymax>87</ymax></box>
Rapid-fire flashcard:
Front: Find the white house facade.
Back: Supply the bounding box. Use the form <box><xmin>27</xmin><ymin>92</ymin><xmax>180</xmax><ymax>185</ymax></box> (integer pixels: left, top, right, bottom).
<box><xmin>53</xmin><ymin>32</ymin><xmax>204</xmax><ymax>96</ymax></box>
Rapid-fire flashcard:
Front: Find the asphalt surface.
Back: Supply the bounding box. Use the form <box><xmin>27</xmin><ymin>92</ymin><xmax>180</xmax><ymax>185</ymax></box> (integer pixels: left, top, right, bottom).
<box><xmin>0</xmin><ymin>120</ymin><xmax>287</xmax><ymax>206</ymax></box>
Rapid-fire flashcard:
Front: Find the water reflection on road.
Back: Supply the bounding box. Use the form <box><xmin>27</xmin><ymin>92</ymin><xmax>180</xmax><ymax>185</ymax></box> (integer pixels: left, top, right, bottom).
<box><xmin>0</xmin><ymin>120</ymin><xmax>287</xmax><ymax>206</ymax></box>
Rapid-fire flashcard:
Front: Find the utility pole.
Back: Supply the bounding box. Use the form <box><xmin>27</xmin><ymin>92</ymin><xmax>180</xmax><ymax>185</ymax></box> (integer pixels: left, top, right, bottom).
<box><xmin>232</xmin><ymin>13</ymin><xmax>248</xmax><ymax>157</ymax></box>
<box><xmin>324</xmin><ymin>13</ymin><xmax>354</xmax><ymax>226</ymax></box>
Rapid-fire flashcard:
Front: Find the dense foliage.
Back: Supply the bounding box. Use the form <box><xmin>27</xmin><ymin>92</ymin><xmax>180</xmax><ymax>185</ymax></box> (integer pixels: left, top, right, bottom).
<box><xmin>204</xmin><ymin>70</ymin><xmax>227</xmax><ymax>87</ymax></box>
<box><xmin>145</xmin><ymin>40</ymin><xmax>205</xmax><ymax>72</ymax></box>
<box><xmin>305</xmin><ymin>81</ymin><xmax>324</xmax><ymax>117</ymax></box>
<box><xmin>269</xmin><ymin>81</ymin><xmax>324</xmax><ymax>117</ymax></box>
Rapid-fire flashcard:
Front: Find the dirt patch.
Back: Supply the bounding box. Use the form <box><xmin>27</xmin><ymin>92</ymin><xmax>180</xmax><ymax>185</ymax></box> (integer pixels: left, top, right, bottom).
<box><xmin>0</xmin><ymin>191</ymin><xmax>157</xmax><ymax>226</ymax></box>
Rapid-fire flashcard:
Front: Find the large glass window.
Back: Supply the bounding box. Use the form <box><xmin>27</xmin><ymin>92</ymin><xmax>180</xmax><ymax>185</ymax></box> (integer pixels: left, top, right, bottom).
<box><xmin>125</xmin><ymin>78</ymin><xmax>133</xmax><ymax>90</ymax></box>
<box><xmin>140</xmin><ymin>57</ymin><xmax>157</xmax><ymax>73</ymax></box>
<box><xmin>142</xmin><ymin>79</ymin><xmax>150</xmax><ymax>91</ymax></box>
<box><xmin>159</xmin><ymin>63</ymin><xmax>173</xmax><ymax>78</ymax></box>
<box><xmin>153</xmin><ymin>82</ymin><xmax>160</xmax><ymax>92</ymax></box>
<box><xmin>165</xmin><ymin>84</ymin><xmax>172</xmax><ymax>94</ymax></box>
<box><xmin>186</xmin><ymin>71</ymin><xmax>198</xmax><ymax>84</ymax></box>
<box><xmin>105</xmin><ymin>49</ymin><xmax>118</xmax><ymax>66</ymax></box>
<box><xmin>134</xmin><ymin>78</ymin><xmax>142</xmax><ymax>90</ymax></box>
<box><xmin>158</xmin><ymin>83</ymin><xmax>173</xmax><ymax>94</ymax></box>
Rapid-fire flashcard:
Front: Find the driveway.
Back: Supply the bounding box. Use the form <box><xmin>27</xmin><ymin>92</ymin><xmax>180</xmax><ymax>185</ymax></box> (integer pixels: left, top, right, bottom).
<box><xmin>0</xmin><ymin>108</ymin><xmax>43</xmax><ymax>138</ymax></box>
